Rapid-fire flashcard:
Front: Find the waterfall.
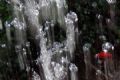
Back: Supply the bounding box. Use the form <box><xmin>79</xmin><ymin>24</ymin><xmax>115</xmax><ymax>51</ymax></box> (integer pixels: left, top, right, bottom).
<box><xmin>8</xmin><ymin>0</ymin><xmax>78</xmax><ymax>80</ymax></box>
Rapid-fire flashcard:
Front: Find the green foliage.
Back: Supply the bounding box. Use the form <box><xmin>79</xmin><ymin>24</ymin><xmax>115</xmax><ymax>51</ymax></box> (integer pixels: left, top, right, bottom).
<box><xmin>0</xmin><ymin>0</ymin><xmax>12</xmax><ymax>22</ymax></box>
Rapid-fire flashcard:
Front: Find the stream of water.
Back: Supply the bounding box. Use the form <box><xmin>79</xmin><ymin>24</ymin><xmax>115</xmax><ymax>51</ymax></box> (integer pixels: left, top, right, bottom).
<box><xmin>4</xmin><ymin>0</ymin><xmax>120</xmax><ymax>80</ymax></box>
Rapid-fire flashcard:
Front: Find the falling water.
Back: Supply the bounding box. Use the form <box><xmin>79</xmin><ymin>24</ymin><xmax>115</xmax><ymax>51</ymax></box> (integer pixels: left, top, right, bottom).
<box><xmin>106</xmin><ymin>0</ymin><xmax>117</xmax><ymax>33</ymax></box>
<box><xmin>69</xmin><ymin>63</ymin><xmax>78</xmax><ymax>80</ymax></box>
<box><xmin>102</xmin><ymin>42</ymin><xmax>115</xmax><ymax>80</ymax></box>
<box><xmin>83</xmin><ymin>43</ymin><xmax>92</xmax><ymax>80</ymax></box>
<box><xmin>95</xmin><ymin>42</ymin><xmax>115</xmax><ymax>80</ymax></box>
<box><xmin>7</xmin><ymin>0</ymin><xmax>78</xmax><ymax>80</ymax></box>
<box><xmin>5</xmin><ymin>21</ymin><xmax>11</xmax><ymax>45</ymax></box>
<box><xmin>2</xmin><ymin>0</ymin><xmax>120</xmax><ymax>80</ymax></box>
<box><xmin>0</xmin><ymin>19</ymin><xmax>3</xmax><ymax>30</ymax></box>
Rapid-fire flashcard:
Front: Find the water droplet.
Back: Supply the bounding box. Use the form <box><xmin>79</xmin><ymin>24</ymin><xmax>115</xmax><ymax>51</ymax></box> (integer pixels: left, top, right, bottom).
<box><xmin>26</xmin><ymin>66</ymin><xmax>30</xmax><ymax>72</ymax></box>
<box><xmin>59</xmin><ymin>50</ymin><xmax>63</xmax><ymax>54</ymax></box>
<box><xmin>96</xmin><ymin>14</ymin><xmax>102</xmax><ymax>20</ymax></box>
<box><xmin>54</xmin><ymin>63</ymin><xmax>67</xmax><ymax>79</ymax></box>
<box><xmin>106</xmin><ymin>18</ymin><xmax>111</xmax><ymax>23</ymax></box>
<box><xmin>18</xmin><ymin>4</ymin><xmax>24</xmax><ymax>11</ymax></box>
<box><xmin>32</xmin><ymin>71</ymin><xmax>41</xmax><ymax>80</ymax></box>
<box><xmin>26</xmin><ymin>42</ymin><xmax>30</xmax><ymax>47</ymax></box>
<box><xmin>50</xmin><ymin>20</ymin><xmax>55</xmax><ymax>27</ymax></box>
<box><xmin>83</xmin><ymin>43</ymin><xmax>91</xmax><ymax>52</ymax></box>
<box><xmin>5</xmin><ymin>21</ymin><xmax>11</xmax><ymax>28</ymax></box>
<box><xmin>11</xmin><ymin>18</ymin><xmax>24</xmax><ymax>30</ymax></box>
<box><xmin>99</xmin><ymin>35</ymin><xmax>107</xmax><ymax>41</ymax></box>
<box><xmin>69</xmin><ymin>63</ymin><xmax>78</xmax><ymax>72</ymax></box>
<box><xmin>56</xmin><ymin>0</ymin><xmax>64</xmax><ymax>8</ymax></box>
<box><xmin>51</xmin><ymin>61</ymin><xmax>56</xmax><ymax>67</ymax></box>
<box><xmin>1</xmin><ymin>44</ymin><xmax>6</xmax><ymax>48</ymax></box>
<box><xmin>23</xmin><ymin>48</ymin><xmax>27</xmax><ymax>55</ymax></box>
<box><xmin>65</xmin><ymin>17</ymin><xmax>74</xmax><ymax>25</ymax></box>
<box><xmin>15</xmin><ymin>45</ymin><xmax>21</xmax><ymax>52</ymax></box>
<box><xmin>96</xmin><ymin>69</ymin><xmax>102</xmax><ymax>75</ymax></box>
<box><xmin>66</xmin><ymin>11</ymin><xmax>78</xmax><ymax>22</ymax></box>
<box><xmin>41</xmin><ymin>0</ymin><xmax>50</xmax><ymax>7</ymax></box>
<box><xmin>44</xmin><ymin>26</ymin><xmax>49</xmax><ymax>31</ymax></box>
<box><xmin>106</xmin><ymin>0</ymin><xmax>116</xmax><ymax>4</ymax></box>
<box><xmin>102</xmin><ymin>42</ymin><xmax>114</xmax><ymax>52</ymax></box>
<box><xmin>45</xmin><ymin>21</ymin><xmax>51</xmax><ymax>27</ymax></box>
<box><xmin>32</xmin><ymin>9</ymin><xmax>39</xmax><ymax>16</ymax></box>
<box><xmin>60</xmin><ymin>57</ymin><xmax>69</xmax><ymax>64</ymax></box>
<box><xmin>92</xmin><ymin>2</ymin><xmax>97</xmax><ymax>8</ymax></box>
<box><xmin>5</xmin><ymin>0</ymin><xmax>11</xmax><ymax>4</ymax></box>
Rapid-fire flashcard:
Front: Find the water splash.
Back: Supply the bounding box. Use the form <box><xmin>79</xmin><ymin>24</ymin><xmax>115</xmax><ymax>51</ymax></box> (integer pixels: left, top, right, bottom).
<box><xmin>8</xmin><ymin>0</ymin><xmax>78</xmax><ymax>80</ymax></box>
<box><xmin>3</xmin><ymin>0</ymin><xmax>120</xmax><ymax>80</ymax></box>
<box><xmin>32</xmin><ymin>71</ymin><xmax>41</xmax><ymax>80</ymax></box>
